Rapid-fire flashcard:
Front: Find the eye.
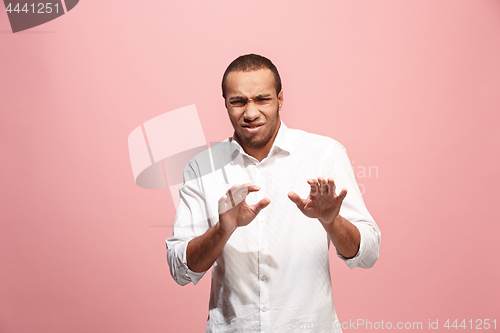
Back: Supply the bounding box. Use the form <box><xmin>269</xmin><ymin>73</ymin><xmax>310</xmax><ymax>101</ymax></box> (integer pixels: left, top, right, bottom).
<box><xmin>255</xmin><ymin>97</ymin><xmax>272</xmax><ymax>105</ymax></box>
<box><xmin>229</xmin><ymin>100</ymin><xmax>247</xmax><ymax>107</ymax></box>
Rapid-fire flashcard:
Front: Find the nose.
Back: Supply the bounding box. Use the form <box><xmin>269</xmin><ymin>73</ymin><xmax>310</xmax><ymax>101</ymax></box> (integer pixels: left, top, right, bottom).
<box><xmin>243</xmin><ymin>100</ymin><xmax>260</xmax><ymax>122</ymax></box>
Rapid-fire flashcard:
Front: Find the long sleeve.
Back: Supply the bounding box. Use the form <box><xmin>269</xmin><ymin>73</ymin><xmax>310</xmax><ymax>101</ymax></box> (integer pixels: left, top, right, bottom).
<box><xmin>165</xmin><ymin>160</ymin><xmax>211</xmax><ymax>285</ymax></box>
<box><xmin>324</xmin><ymin>141</ymin><xmax>381</xmax><ymax>269</ymax></box>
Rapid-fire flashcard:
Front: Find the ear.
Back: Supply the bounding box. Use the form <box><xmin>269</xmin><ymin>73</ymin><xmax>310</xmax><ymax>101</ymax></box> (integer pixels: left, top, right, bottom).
<box><xmin>278</xmin><ymin>90</ymin><xmax>283</xmax><ymax>111</ymax></box>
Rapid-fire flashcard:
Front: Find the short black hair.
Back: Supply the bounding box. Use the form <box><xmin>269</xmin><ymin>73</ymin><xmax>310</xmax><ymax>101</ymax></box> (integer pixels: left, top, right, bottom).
<box><xmin>221</xmin><ymin>54</ymin><xmax>282</xmax><ymax>99</ymax></box>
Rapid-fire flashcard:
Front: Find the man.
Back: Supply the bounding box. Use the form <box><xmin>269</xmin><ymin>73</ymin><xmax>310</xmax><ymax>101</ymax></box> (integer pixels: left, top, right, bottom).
<box><xmin>166</xmin><ymin>54</ymin><xmax>381</xmax><ymax>332</ymax></box>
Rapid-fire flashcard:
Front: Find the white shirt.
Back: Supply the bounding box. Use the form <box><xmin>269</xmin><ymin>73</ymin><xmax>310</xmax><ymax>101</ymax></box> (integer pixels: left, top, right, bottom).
<box><xmin>166</xmin><ymin>122</ymin><xmax>381</xmax><ymax>333</ymax></box>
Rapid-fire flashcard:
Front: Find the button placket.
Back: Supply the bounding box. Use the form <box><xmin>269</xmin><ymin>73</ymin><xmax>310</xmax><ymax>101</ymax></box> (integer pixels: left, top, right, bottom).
<box><xmin>255</xmin><ymin>163</ymin><xmax>270</xmax><ymax>329</ymax></box>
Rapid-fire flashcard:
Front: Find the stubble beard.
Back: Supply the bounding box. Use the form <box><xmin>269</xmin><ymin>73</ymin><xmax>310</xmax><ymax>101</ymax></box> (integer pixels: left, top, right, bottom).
<box><xmin>235</xmin><ymin>109</ymin><xmax>280</xmax><ymax>149</ymax></box>
<box><xmin>237</xmin><ymin>129</ymin><xmax>274</xmax><ymax>149</ymax></box>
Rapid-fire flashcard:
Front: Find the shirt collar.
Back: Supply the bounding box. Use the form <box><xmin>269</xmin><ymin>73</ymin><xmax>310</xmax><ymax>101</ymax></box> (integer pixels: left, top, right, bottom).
<box><xmin>271</xmin><ymin>121</ymin><xmax>293</xmax><ymax>154</ymax></box>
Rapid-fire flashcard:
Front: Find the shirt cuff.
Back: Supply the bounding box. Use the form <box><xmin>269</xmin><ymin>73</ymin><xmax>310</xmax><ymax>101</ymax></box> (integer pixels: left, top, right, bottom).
<box><xmin>181</xmin><ymin>240</ymin><xmax>207</xmax><ymax>285</ymax></box>
<box><xmin>166</xmin><ymin>238</ymin><xmax>207</xmax><ymax>286</ymax></box>
<box><xmin>336</xmin><ymin>222</ymin><xmax>379</xmax><ymax>269</ymax></box>
<box><xmin>336</xmin><ymin>233</ymin><xmax>363</xmax><ymax>270</ymax></box>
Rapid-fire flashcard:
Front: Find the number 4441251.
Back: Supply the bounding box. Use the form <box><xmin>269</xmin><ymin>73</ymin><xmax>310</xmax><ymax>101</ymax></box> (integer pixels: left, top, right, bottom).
<box><xmin>444</xmin><ymin>319</ymin><xmax>496</xmax><ymax>330</ymax></box>
<box><xmin>5</xmin><ymin>3</ymin><xmax>60</xmax><ymax>14</ymax></box>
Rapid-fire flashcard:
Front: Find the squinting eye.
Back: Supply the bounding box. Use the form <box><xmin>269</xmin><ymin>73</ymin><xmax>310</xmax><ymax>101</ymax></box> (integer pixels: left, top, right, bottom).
<box><xmin>255</xmin><ymin>98</ymin><xmax>272</xmax><ymax>105</ymax></box>
<box><xmin>230</xmin><ymin>100</ymin><xmax>246</xmax><ymax>107</ymax></box>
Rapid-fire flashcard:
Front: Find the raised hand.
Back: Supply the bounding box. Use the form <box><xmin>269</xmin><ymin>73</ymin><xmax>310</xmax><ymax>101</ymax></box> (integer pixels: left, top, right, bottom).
<box><xmin>288</xmin><ymin>177</ymin><xmax>347</xmax><ymax>226</ymax></box>
<box><xmin>218</xmin><ymin>183</ymin><xmax>271</xmax><ymax>235</ymax></box>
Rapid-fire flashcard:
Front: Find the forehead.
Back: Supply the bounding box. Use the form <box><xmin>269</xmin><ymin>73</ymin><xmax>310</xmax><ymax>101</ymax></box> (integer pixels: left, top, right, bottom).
<box><xmin>225</xmin><ymin>69</ymin><xmax>276</xmax><ymax>97</ymax></box>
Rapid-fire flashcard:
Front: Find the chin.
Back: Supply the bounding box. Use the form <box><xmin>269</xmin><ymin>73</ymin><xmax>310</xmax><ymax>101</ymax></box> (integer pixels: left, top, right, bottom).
<box><xmin>244</xmin><ymin>134</ymin><xmax>272</xmax><ymax>149</ymax></box>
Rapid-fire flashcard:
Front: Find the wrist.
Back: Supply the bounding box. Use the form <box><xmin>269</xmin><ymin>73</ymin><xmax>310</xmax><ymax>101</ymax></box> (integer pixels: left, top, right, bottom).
<box><xmin>319</xmin><ymin>213</ymin><xmax>340</xmax><ymax>226</ymax></box>
<box><xmin>216</xmin><ymin>219</ymin><xmax>235</xmax><ymax>238</ymax></box>
<box><xmin>320</xmin><ymin>214</ymin><xmax>343</xmax><ymax>234</ymax></box>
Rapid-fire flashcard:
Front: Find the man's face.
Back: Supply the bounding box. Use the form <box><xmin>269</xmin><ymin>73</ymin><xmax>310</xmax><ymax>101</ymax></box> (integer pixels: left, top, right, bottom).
<box><xmin>224</xmin><ymin>69</ymin><xmax>283</xmax><ymax>155</ymax></box>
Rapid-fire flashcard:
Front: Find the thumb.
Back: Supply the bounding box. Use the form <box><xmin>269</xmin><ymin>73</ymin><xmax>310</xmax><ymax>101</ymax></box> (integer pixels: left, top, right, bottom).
<box><xmin>252</xmin><ymin>197</ymin><xmax>271</xmax><ymax>215</ymax></box>
<box><xmin>288</xmin><ymin>191</ymin><xmax>305</xmax><ymax>210</ymax></box>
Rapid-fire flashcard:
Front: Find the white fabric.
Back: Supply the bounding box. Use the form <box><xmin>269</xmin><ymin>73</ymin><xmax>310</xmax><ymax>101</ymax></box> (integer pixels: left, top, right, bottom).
<box><xmin>166</xmin><ymin>121</ymin><xmax>381</xmax><ymax>333</ymax></box>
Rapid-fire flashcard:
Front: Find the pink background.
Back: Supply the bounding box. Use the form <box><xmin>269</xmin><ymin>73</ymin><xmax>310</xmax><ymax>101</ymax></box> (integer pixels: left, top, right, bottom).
<box><xmin>1</xmin><ymin>1</ymin><xmax>499</xmax><ymax>332</ymax></box>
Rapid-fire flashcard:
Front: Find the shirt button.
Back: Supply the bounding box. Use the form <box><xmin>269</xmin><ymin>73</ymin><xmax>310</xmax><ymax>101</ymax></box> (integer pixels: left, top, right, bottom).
<box><xmin>260</xmin><ymin>275</ymin><xmax>266</xmax><ymax>281</ymax></box>
<box><xmin>262</xmin><ymin>306</ymin><xmax>267</xmax><ymax>312</ymax></box>
<box><xmin>259</xmin><ymin>247</ymin><xmax>264</xmax><ymax>252</ymax></box>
